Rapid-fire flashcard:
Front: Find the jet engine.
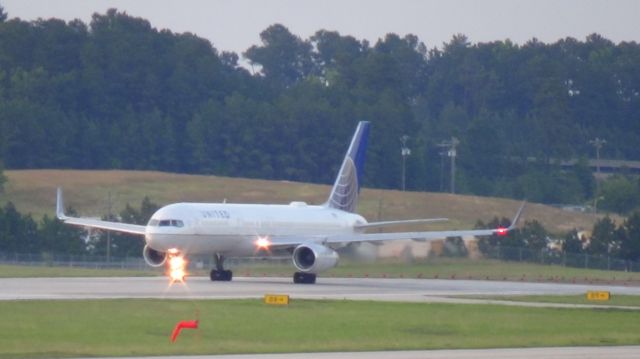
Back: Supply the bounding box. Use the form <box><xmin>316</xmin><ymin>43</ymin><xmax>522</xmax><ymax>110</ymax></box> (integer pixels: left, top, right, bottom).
<box><xmin>143</xmin><ymin>244</ymin><xmax>167</xmax><ymax>267</ymax></box>
<box><xmin>292</xmin><ymin>243</ymin><xmax>339</xmax><ymax>273</ymax></box>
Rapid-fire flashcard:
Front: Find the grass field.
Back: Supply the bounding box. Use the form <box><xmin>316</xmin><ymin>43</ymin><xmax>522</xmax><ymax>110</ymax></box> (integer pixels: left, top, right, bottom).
<box><xmin>228</xmin><ymin>258</ymin><xmax>640</xmax><ymax>284</ymax></box>
<box><xmin>4</xmin><ymin>258</ymin><xmax>640</xmax><ymax>284</ymax></box>
<box><xmin>0</xmin><ymin>264</ymin><xmax>158</xmax><ymax>278</ymax></box>
<box><xmin>459</xmin><ymin>294</ymin><xmax>640</xmax><ymax>307</ymax></box>
<box><xmin>0</xmin><ymin>169</ymin><xmax>612</xmax><ymax>233</ymax></box>
<box><xmin>1</xmin><ymin>299</ymin><xmax>640</xmax><ymax>358</ymax></box>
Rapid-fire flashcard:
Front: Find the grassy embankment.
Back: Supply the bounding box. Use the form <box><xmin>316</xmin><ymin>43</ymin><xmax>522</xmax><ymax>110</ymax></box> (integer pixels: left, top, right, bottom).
<box><xmin>1</xmin><ymin>169</ymin><xmax>610</xmax><ymax>233</ymax></box>
<box><xmin>1</xmin><ymin>299</ymin><xmax>640</xmax><ymax>358</ymax></box>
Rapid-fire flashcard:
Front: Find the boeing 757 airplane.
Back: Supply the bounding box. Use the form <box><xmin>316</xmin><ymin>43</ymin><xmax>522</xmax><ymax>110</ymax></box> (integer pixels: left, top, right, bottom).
<box><xmin>57</xmin><ymin>121</ymin><xmax>523</xmax><ymax>284</ymax></box>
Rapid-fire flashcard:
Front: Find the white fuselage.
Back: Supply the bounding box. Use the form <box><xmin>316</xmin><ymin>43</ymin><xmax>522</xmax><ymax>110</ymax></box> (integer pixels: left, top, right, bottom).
<box><xmin>144</xmin><ymin>201</ymin><xmax>367</xmax><ymax>256</ymax></box>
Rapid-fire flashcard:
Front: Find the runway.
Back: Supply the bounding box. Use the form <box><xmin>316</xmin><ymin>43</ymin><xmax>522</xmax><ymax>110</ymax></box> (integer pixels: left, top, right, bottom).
<box><xmin>81</xmin><ymin>346</ymin><xmax>640</xmax><ymax>359</ymax></box>
<box><xmin>2</xmin><ymin>276</ymin><xmax>640</xmax><ymax>304</ymax></box>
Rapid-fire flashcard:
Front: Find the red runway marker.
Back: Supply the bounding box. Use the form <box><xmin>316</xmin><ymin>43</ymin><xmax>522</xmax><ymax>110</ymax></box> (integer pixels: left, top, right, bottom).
<box><xmin>171</xmin><ymin>320</ymin><xmax>199</xmax><ymax>343</ymax></box>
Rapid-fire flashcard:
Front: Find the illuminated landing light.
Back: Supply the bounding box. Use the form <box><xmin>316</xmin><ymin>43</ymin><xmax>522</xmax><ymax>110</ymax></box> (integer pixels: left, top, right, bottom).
<box><xmin>254</xmin><ymin>236</ymin><xmax>272</xmax><ymax>255</ymax></box>
<box><xmin>167</xmin><ymin>254</ymin><xmax>188</xmax><ymax>283</ymax></box>
<box><xmin>496</xmin><ymin>227</ymin><xmax>508</xmax><ymax>236</ymax></box>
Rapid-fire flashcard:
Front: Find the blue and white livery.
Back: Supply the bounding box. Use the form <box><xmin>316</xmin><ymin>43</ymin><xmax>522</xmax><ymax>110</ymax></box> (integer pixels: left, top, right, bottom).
<box><xmin>57</xmin><ymin>121</ymin><xmax>524</xmax><ymax>284</ymax></box>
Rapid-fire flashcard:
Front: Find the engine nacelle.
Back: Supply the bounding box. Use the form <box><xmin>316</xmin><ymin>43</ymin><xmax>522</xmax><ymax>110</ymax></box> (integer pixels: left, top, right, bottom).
<box><xmin>292</xmin><ymin>243</ymin><xmax>339</xmax><ymax>273</ymax></box>
<box><xmin>143</xmin><ymin>244</ymin><xmax>167</xmax><ymax>267</ymax></box>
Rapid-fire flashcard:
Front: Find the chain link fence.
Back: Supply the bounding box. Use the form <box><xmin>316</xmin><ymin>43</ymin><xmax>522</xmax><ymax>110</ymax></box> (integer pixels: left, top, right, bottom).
<box><xmin>2</xmin><ymin>247</ymin><xmax>639</xmax><ymax>273</ymax></box>
<box><xmin>479</xmin><ymin>245</ymin><xmax>640</xmax><ymax>272</ymax></box>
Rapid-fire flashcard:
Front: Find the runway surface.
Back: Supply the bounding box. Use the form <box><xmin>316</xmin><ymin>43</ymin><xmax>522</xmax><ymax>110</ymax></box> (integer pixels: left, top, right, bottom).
<box><xmin>2</xmin><ymin>276</ymin><xmax>640</xmax><ymax>304</ymax></box>
<box><xmin>81</xmin><ymin>346</ymin><xmax>640</xmax><ymax>359</ymax></box>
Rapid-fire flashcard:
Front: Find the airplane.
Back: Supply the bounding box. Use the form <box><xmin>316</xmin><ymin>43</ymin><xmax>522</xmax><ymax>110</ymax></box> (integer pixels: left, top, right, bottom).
<box><xmin>56</xmin><ymin>121</ymin><xmax>524</xmax><ymax>284</ymax></box>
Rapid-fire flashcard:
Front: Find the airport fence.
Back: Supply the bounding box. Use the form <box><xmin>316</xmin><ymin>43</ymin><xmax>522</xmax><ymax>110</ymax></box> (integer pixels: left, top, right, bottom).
<box><xmin>479</xmin><ymin>245</ymin><xmax>640</xmax><ymax>272</ymax></box>
<box><xmin>1</xmin><ymin>248</ymin><xmax>639</xmax><ymax>274</ymax></box>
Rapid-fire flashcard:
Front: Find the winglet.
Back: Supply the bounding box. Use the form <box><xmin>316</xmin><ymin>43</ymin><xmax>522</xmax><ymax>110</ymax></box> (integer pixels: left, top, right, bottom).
<box><xmin>56</xmin><ymin>187</ymin><xmax>67</xmax><ymax>220</ymax></box>
<box><xmin>507</xmin><ymin>201</ymin><xmax>526</xmax><ymax>230</ymax></box>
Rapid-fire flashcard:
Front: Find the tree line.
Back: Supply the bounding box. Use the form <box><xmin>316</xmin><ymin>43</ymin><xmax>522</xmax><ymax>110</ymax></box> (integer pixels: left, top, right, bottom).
<box><xmin>0</xmin><ymin>8</ymin><xmax>639</xmax><ymax>206</ymax></box>
<box><xmin>475</xmin><ymin>213</ymin><xmax>640</xmax><ymax>265</ymax></box>
<box><xmin>3</xmin><ymin>196</ymin><xmax>640</xmax><ymax>264</ymax></box>
<box><xmin>0</xmin><ymin>197</ymin><xmax>157</xmax><ymax>258</ymax></box>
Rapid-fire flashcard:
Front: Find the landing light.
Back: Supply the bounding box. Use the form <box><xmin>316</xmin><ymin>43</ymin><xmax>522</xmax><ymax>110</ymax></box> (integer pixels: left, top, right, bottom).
<box><xmin>167</xmin><ymin>255</ymin><xmax>188</xmax><ymax>283</ymax></box>
<box><xmin>255</xmin><ymin>236</ymin><xmax>271</xmax><ymax>250</ymax></box>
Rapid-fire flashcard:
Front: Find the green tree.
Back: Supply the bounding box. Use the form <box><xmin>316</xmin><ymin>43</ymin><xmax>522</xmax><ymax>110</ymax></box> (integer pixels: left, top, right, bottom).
<box><xmin>589</xmin><ymin>216</ymin><xmax>617</xmax><ymax>255</ymax></box>
<box><xmin>620</xmin><ymin>211</ymin><xmax>640</xmax><ymax>263</ymax></box>
<box><xmin>39</xmin><ymin>213</ymin><xmax>85</xmax><ymax>255</ymax></box>
<box><xmin>0</xmin><ymin>202</ymin><xmax>40</xmax><ymax>253</ymax></box>
<box><xmin>599</xmin><ymin>175</ymin><xmax>640</xmax><ymax>214</ymax></box>
<box><xmin>519</xmin><ymin>220</ymin><xmax>548</xmax><ymax>251</ymax></box>
<box><xmin>0</xmin><ymin>161</ymin><xmax>6</xmax><ymax>192</ymax></box>
<box><xmin>0</xmin><ymin>4</ymin><xmax>7</xmax><ymax>22</ymax></box>
<box><xmin>562</xmin><ymin>229</ymin><xmax>584</xmax><ymax>253</ymax></box>
<box><xmin>244</xmin><ymin>24</ymin><xmax>313</xmax><ymax>88</ymax></box>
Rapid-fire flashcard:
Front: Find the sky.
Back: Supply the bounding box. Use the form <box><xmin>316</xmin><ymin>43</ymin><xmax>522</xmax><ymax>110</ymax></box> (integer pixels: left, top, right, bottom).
<box><xmin>3</xmin><ymin>0</ymin><xmax>639</xmax><ymax>56</ymax></box>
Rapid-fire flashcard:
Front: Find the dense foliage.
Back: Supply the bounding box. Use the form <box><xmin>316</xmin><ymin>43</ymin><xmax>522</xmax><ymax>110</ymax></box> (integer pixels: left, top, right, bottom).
<box><xmin>0</xmin><ymin>9</ymin><xmax>639</xmax><ymax>205</ymax></box>
<box><xmin>476</xmin><ymin>214</ymin><xmax>640</xmax><ymax>264</ymax></box>
<box><xmin>0</xmin><ymin>198</ymin><xmax>156</xmax><ymax>257</ymax></box>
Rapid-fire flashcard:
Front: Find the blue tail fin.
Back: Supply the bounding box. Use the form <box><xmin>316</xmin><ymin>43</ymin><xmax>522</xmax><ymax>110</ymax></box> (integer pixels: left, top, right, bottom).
<box><xmin>325</xmin><ymin>121</ymin><xmax>370</xmax><ymax>213</ymax></box>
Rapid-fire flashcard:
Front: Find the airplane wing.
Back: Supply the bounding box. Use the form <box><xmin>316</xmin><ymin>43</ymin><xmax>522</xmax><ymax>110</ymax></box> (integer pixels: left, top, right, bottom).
<box><xmin>268</xmin><ymin>201</ymin><xmax>525</xmax><ymax>247</ymax></box>
<box><xmin>324</xmin><ymin>227</ymin><xmax>500</xmax><ymax>244</ymax></box>
<box><xmin>354</xmin><ymin>218</ymin><xmax>448</xmax><ymax>230</ymax></box>
<box><xmin>56</xmin><ymin>188</ymin><xmax>147</xmax><ymax>236</ymax></box>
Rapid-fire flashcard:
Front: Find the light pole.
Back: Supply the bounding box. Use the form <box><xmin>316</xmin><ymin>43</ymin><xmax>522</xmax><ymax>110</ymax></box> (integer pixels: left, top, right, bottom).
<box><xmin>400</xmin><ymin>135</ymin><xmax>411</xmax><ymax>191</ymax></box>
<box><xmin>589</xmin><ymin>138</ymin><xmax>606</xmax><ymax>213</ymax></box>
<box><xmin>439</xmin><ymin>150</ymin><xmax>446</xmax><ymax>192</ymax></box>
<box><xmin>107</xmin><ymin>191</ymin><xmax>112</xmax><ymax>263</ymax></box>
<box><xmin>589</xmin><ymin>137</ymin><xmax>606</xmax><ymax>177</ymax></box>
<box><xmin>437</xmin><ymin>137</ymin><xmax>460</xmax><ymax>194</ymax></box>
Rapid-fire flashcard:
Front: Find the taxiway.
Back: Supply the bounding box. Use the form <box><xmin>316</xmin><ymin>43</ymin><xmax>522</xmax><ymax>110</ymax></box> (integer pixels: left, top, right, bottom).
<box><xmin>2</xmin><ymin>276</ymin><xmax>640</xmax><ymax>303</ymax></box>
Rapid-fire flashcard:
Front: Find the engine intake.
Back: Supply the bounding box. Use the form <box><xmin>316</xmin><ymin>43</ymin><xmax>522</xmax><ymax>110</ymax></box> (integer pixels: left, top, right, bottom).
<box><xmin>292</xmin><ymin>243</ymin><xmax>339</xmax><ymax>273</ymax></box>
<box><xmin>143</xmin><ymin>244</ymin><xmax>167</xmax><ymax>267</ymax></box>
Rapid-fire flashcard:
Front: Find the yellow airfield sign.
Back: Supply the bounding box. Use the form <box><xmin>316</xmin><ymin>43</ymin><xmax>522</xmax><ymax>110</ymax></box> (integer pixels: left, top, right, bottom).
<box><xmin>264</xmin><ymin>294</ymin><xmax>290</xmax><ymax>305</ymax></box>
<box><xmin>586</xmin><ymin>291</ymin><xmax>611</xmax><ymax>301</ymax></box>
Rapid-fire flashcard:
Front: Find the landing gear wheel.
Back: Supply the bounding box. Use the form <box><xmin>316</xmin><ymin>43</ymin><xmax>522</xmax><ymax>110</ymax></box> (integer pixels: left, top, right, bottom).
<box><xmin>209</xmin><ymin>254</ymin><xmax>233</xmax><ymax>282</ymax></box>
<box><xmin>210</xmin><ymin>269</ymin><xmax>233</xmax><ymax>281</ymax></box>
<box><xmin>293</xmin><ymin>272</ymin><xmax>316</xmax><ymax>284</ymax></box>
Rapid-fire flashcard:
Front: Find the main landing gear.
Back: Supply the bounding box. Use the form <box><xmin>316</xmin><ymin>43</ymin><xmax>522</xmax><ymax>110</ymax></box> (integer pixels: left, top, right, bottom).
<box><xmin>293</xmin><ymin>271</ymin><xmax>316</xmax><ymax>284</ymax></box>
<box><xmin>210</xmin><ymin>254</ymin><xmax>232</xmax><ymax>281</ymax></box>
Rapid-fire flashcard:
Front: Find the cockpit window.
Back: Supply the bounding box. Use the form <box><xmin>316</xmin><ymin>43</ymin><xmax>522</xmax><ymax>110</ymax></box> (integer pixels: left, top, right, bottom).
<box><xmin>151</xmin><ymin>219</ymin><xmax>184</xmax><ymax>227</ymax></box>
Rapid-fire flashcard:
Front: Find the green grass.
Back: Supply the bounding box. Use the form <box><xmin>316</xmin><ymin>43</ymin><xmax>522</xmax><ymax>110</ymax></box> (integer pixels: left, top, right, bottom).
<box><xmin>229</xmin><ymin>258</ymin><xmax>640</xmax><ymax>284</ymax></box>
<box><xmin>458</xmin><ymin>294</ymin><xmax>640</xmax><ymax>307</ymax></box>
<box><xmin>4</xmin><ymin>258</ymin><xmax>640</xmax><ymax>284</ymax></box>
<box><xmin>0</xmin><ymin>169</ymin><xmax>609</xmax><ymax>234</ymax></box>
<box><xmin>0</xmin><ymin>264</ymin><xmax>158</xmax><ymax>278</ymax></box>
<box><xmin>1</xmin><ymin>299</ymin><xmax>640</xmax><ymax>358</ymax></box>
